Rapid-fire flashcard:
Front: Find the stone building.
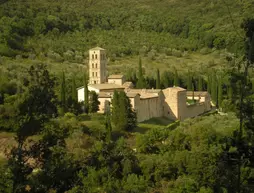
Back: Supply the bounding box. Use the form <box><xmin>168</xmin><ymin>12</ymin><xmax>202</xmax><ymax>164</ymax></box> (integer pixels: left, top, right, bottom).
<box><xmin>77</xmin><ymin>47</ymin><xmax>212</xmax><ymax>122</ymax></box>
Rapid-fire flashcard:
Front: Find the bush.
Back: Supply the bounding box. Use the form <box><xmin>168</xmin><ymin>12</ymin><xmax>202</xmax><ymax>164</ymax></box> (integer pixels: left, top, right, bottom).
<box><xmin>172</xmin><ymin>49</ymin><xmax>182</xmax><ymax>57</ymax></box>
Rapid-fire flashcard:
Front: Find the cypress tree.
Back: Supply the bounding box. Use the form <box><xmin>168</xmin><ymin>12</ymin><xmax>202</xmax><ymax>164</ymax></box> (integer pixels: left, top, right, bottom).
<box><xmin>207</xmin><ymin>75</ymin><xmax>211</xmax><ymax>93</ymax></box>
<box><xmin>111</xmin><ymin>90</ymin><xmax>120</xmax><ymax>127</ymax></box>
<box><xmin>105</xmin><ymin>110</ymin><xmax>112</xmax><ymax>143</ymax></box>
<box><xmin>211</xmin><ymin>73</ymin><xmax>218</xmax><ymax>106</ymax></box>
<box><xmin>71</xmin><ymin>75</ymin><xmax>77</xmax><ymax>101</ymax></box>
<box><xmin>218</xmin><ymin>76</ymin><xmax>223</xmax><ymax>108</ymax></box>
<box><xmin>111</xmin><ymin>91</ymin><xmax>136</xmax><ymax>131</ymax></box>
<box><xmin>156</xmin><ymin>69</ymin><xmax>161</xmax><ymax>89</ymax></box>
<box><xmin>198</xmin><ymin>76</ymin><xmax>203</xmax><ymax>91</ymax></box>
<box><xmin>89</xmin><ymin>91</ymin><xmax>100</xmax><ymax>113</ymax></box>
<box><xmin>174</xmin><ymin>68</ymin><xmax>179</xmax><ymax>86</ymax></box>
<box><xmin>84</xmin><ymin>72</ymin><xmax>89</xmax><ymax>114</ymax></box>
<box><xmin>60</xmin><ymin>71</ymin><xmax>66</xmax><ymax>113</ymax></box>
<box><xmin>187</xmin><ymin>71</ymin><xmax>192</xmax><ymax>91</ymax></box>
<box><xmin>136</xmin><ymin>57</ymin><xmax>146</xmax><ymax>88</ymax></box>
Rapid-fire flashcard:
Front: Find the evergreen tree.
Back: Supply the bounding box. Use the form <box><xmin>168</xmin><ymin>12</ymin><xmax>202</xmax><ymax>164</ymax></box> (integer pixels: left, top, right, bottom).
<box><xmin>207</xmin><ymin>75</ymin><xmax>211</xmax><ymax>93</ymax></box>
<box><xmin>8</xmin><ymin>64</ymin><xmax>57</xmax><ymax>193</ymax></box>
<box><xmin>211</xmin><ymin>73</ymin><xmax>218</xmax><ymax>106</ymax></box>
<box><xmin>60</xmin><ymin>71</ymin><xmax>66</xmax><ymax>114</ymax></box>
<box><xmin>71</xmin><ymin>75</ymin><xmax>77</xmax><ymax>101</ymax></box>
<box><xmin>156</xmin><ymin>69</ymin><xmax>160</xmax><ymax>89</ymax></box>
<box><xmin>111</xmin><ymin>91</ymin><xmax>136</xmax><ymax>131</ymax></box>
<box><xmin>136</xmin><ymin>57</ymin><xmax>146</xmax><ymax>88</ymax></box>
<box><xmin>198</xmin><ymin>76</ymin><xmax>203</xmax><ymax>91</ymax></box>
<box><xmin>89</xmin><ymin>91</ymin><xmax>100</xmax><ymax>113</ymax></box>
<box><xmin>84</xmin><ymin>72</ymin><xmax>89</xmax><ymax>114</ymax></box>
<box><xmin>111</xmin><ymin>90</ymin><xmax>120</xmax><ymax>126</ymax></box>
<box><xmin>187</xmin><ymin>71</ymin><xmax>192</xmax><ymax>91</ymax></box>
<box><xmin>218</xmin><ymin>76</ymin><xmax>223</xmax><ymax>108</ymax></box>
<box><xmin>173</xmin><ymin>68</ymin><xmax>179</xmax><ymax>86</ymax></box>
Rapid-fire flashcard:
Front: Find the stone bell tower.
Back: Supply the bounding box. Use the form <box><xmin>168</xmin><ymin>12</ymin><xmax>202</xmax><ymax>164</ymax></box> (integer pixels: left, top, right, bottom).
<box><xmin>89</xmin><ymin>47</ymin><xmax>107</xmax><ymax>84</ymax></box>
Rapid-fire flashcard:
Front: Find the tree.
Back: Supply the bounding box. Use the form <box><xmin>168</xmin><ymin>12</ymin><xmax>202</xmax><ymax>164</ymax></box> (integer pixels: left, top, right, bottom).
<box><xmin>173</xmin><ymin>68</ymin><xmax>180</xmax><ymax>87</ymax></box>
<box><xmin>111</xmin><ymin>91</ymin><xmax>137</xmax><ymax>131</ymax></box>
<box><xmin>136</xmin><ymin>57</ymin><xmax>146</xmax><ymax>88</ymax></box>
<box><xmin>60</xmin><ymin>71</ymin><xmax>66</xmax><ymax>114</ymax></box>
<box><xmin>8</xmin><ymin>64</ymin><xmax>58</xmax><ymax>193</ymax></box>
<box><xmin>71</xmin><ymin>75</ymin><xmax>77</xmax><ymax>101</ymax></box>
<box><xmin>218</xmin><ymin>76</ymin><xmax>223</xmax><ymax>108</ymax></box>
<box><xmin>187</xmin><ymin>71</ymin><xmax>192</xmax><ymax>91</ymax></box>
<box><xmin>198</xmin><ymin>76</ymin><xmax>203</xmax><ymax>91</ymax></box>
<box><xmin>84</xmin><ymin>72</ymin><xmax>89</xmax><ymax>114</ymax></box>
<box><xmin>156</xmin><ymin>69</ymin><xmax>160</xmax><ymax>89</ymax></box>
<box><xmin>89</xmin><ymin>91</ymin><xmax>100</xmax><ymax>113</ymax></box>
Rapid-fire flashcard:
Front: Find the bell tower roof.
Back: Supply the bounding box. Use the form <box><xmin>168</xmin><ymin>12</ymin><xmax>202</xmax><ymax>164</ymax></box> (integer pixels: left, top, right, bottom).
<box><xmin>90</xmin><ymin>47</ymin><xmax>105</xmax><ymax>51</ymax></box>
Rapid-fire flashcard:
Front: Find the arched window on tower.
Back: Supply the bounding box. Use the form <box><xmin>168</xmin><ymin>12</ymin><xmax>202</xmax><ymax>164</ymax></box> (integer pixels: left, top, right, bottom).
<box><xmin>92</xmin><ymin>54</ymin><xmax>94</xmax><ymax>59</ymax></box>
<box><xmin>96</xmin><ymin>72</ymin><xmax>97</xmax><ymax>77</ymax></box>
<box><xmin>96</xmin><ymin>63</ymin><xmax>97</xmax><ymax>68</ymax></box>
<box><xmin>92</xmin><ymin>63</ymin><xmax>94</xmax><ymax>68</ymax></box>
<box><xmin>92</xmin><ymin>72</ymin><xmax>94</xmax><ymax>77</ymax></box>
<box><xmin>95</xmin><ymin>54</ymin><xmax>97</xmax><ymax>59</ymax></box>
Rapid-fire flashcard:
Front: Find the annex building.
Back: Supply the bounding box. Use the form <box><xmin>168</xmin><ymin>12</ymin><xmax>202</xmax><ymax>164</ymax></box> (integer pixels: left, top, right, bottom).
<box><xmin>77</xmin><ymin>47</ymin><xmax>212</xmax><ymax>122</ymax></box>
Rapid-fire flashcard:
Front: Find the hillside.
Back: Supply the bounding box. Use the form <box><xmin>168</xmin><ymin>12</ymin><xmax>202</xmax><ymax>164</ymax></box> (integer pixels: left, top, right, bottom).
<box><xmin>0</xmin><ymin>0</ymin><xmax>253</xmax><ymax>59</ymax></box>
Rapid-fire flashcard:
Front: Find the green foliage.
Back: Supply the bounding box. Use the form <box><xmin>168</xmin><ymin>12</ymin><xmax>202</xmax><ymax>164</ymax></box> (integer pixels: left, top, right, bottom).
<box><xmin>111</xmin><ymin>91</ymin><xmax>137</xmax><ymax>131</ymax></box>
<box><xmin>156</xmin><ymin>68</ymin><xmax>161</xmax><ymax>89</ymax></box>
<box><xmin>136</xmin><ymin>57</ymin><xmax>146</xmax><ymax>89</ymax></box>
<box><xmin>88</xmin><ymin>91</ymin><xmax>100</xmax><ymax>113</ymax></box>
<box><xmin>84</xmin><ymin>72</ymin><xmax>89</xmax><ymax>114</ymax></box>
<box><xmin>60</xmin><ymin>71</ymin><xmax>66</xmax><ymax>114</ymax></box>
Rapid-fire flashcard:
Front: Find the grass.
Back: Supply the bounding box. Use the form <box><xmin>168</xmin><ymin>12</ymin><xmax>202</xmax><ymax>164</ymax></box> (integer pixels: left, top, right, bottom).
<box><xmin>134</xmin><ymin>117</ymin><xmax>174</xmax><ymax>134</ymax></box>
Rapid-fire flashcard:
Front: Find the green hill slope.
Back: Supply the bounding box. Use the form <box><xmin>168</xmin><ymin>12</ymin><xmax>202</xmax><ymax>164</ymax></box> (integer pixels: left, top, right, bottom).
<box><xmin>0</xmin><ymin>0</ymin><xmax>253</xmax><ymax>59</ymax></box>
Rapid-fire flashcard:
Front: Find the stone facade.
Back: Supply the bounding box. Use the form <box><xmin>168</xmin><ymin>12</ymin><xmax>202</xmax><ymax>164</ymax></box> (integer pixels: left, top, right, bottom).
<box><xmin>77</xmin><ymin>47</ymin><xmax>212</xmax><ymax>122</ymax></box>
<box><xmin>89</xmin><ymin>47</ymin><xmax>107</xmax><ymax>84</ymax></box>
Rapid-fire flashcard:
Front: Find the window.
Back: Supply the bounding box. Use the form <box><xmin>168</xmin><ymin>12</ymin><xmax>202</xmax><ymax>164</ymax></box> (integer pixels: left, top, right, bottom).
<box><xmin>94</xmin><ymin>81</ymin><xmax>96</xmax><ymax>84</ymax></box>
<box><xmin>96</xmin><ymin>63</ymin><xmax>97</xmax><ymax>68</ymax></box>
<box><xmin>96</xmin><ymin>72</ymin><xmax>97</xmax><ymax>77</ymax></box>
<box><xmin>92</xmin><ymin>63</ymin><xmax>94</xmax><ymax>68</ymax></box>
<box><xmin>95</xmin><ymin>54</ymin><xmax>97</xmax><ymax>59</ymax></box>
<box><xmin>92</xmin><ymin>54</ymin><xmax>94</xmax><ymax>59</ymax></box>
<box><xmin>92</xmin><ymin>72</ymin><xmax>94</xmax><ymax>77</ymax></box>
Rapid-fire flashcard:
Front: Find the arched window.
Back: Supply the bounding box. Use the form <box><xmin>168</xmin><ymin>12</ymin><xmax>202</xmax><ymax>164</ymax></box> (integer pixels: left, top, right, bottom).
<box><xmin>92</xmin><ymin>54</ymin><xmax>94</xmax><ymax>59</ymax></box>
<box><xmin>92</xmin><ymin>72</ymin><xmax>94</xmax><ymax>77</ymax></box>
<box><xmin>95</xmin><ymin>63</ymin><xmax>97</xmax><ymax>68</ymax></box>
<box><xmin>92</xmin><ymin>63</ymin><xmax>94</xmax><ymax>68</ymax></box>
<box><xmin>96</xmin><ymin>72</ymin><xmax>97</xmax><ymax>77</ymax></box>
<box><xmin>95</xmin><ymin>54</ymin><xmax>97</xmax><ymax>59</ymax></box>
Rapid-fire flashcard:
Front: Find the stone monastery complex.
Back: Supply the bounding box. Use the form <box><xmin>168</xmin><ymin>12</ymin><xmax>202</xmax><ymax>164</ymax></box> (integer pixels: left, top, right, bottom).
<box><xmin>77</xmin><ymin>47</ymin><xmax>212</xmax><ymax>122</ymax></box>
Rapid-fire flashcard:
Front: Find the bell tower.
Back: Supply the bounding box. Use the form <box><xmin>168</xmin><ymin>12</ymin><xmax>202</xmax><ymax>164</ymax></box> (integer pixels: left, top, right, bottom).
<box><xmin>89</xmin><ymin>47</ymin><xmax>107</xmax><ymax>84</ymax></box>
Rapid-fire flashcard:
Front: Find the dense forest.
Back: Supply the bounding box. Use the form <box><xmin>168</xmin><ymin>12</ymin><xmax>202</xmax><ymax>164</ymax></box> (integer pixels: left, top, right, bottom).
<box><xmin>0</xmin><ymin>0</ymin><xmax>254</xmax><ymax>192</ymax></box>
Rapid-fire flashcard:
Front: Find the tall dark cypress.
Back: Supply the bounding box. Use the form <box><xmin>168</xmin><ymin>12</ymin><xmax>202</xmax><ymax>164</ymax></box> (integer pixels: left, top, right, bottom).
<box><xmin>218</xmin><ymin>76</ymin><xmax>223</xmax><ymax>107</ymax></box>
<box><xmin>156</xmin><ymin>69</ymin><xmax>161</xmax><ymax>89</ymax></box>
<box><xmin>187</xmin><ymin>71</ymin><xmax>192</xmax><ymax>91</ymax></box>
<box><xmin>136</xmin><ymin>57</ymin><xmax>146</xmax><ymax>88</ymax></box>
<box><xmin>198</xmin><ymin>76</ymin><xmax>203</xmax><ymax>91</ymax></box>
<box><xmin>60</xmin><ymin>71</ymin><xmax>66</xmax><ymax>113</ymax></box>
<box><xmin>174</xmin><ymin>68</ymin><xmax>179</xmax><ymax>86</ymax></box>
<box><xmin>84</xmin><ymin>72</ymin><xmax>89</xmax><ymax>114</ymax></box>
<box><xmin>71</xmin><ymin>75</ymin><xmax>77</xmax><ymax>101</ymax></box>
<box><xmin>211</xmin><ymin>73</ymin><xmax>218</xmax><ymax>106</ymax></box>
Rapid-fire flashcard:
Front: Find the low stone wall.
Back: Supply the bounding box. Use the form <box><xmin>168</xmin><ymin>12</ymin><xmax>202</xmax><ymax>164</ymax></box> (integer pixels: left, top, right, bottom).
<box><xmin>183</xmin><ymin>102</ymin><xmax>207</xmax><ymax>119</ymax></box>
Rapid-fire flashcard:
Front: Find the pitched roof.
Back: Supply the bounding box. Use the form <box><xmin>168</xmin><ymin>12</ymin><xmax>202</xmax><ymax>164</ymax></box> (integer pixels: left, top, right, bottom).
<box><xmin>108</xmin><ymin>74</ymin><xmax>125</xmax><ymax>79</ymax></box>
<box><xmin>90</xmin><ymin>47</ymin><xmax>105</xmax><ymax>51</ymax></box>
<box><xmin>88</xmin><ymin>83</ymin><xmax>125</xmax><ymax>90</ymax></box>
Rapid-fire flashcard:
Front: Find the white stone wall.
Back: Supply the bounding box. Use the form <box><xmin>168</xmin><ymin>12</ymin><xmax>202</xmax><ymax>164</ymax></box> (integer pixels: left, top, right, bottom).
<box><xmin>77</xmin><ymin>88</ymin><xmax>84</xmax><ymax>102</ymax></box>
<box><xmin>108</xmin><ymin>79</ymin><xmax>123</xmax><ymax>86</ymax></box>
